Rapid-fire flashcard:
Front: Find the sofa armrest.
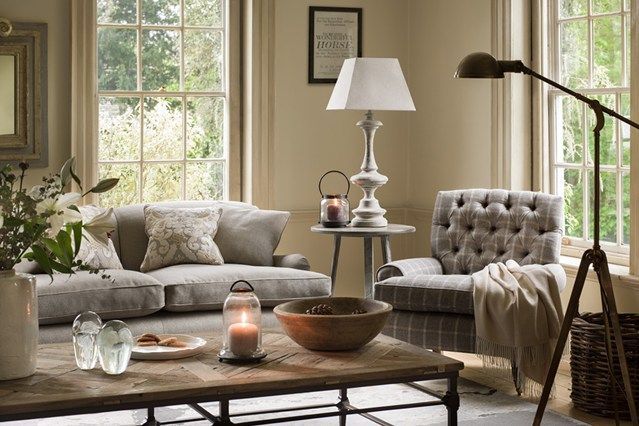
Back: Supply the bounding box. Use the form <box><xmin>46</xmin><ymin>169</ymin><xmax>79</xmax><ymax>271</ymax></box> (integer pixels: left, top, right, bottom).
<box><xmin>376</xmin><ymin>257</ymin><xmax>443</xmax><ymax>281</ymax></box>
<box><xmin>273</xmin><ymin>254</ymin><xmax>310</xmax><ymax>271</ymax></box>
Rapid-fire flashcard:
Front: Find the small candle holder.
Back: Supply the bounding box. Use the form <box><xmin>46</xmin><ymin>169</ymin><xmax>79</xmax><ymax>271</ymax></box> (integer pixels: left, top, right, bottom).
<box><xmin>218</xmin><ymin>280</ymin><xmax>266</xmax><ymax>362</ymax></box>
<box><xmin>319</xmin><ymin>170</ymin><xmax>350</xmax><ymax>228</ymax></box>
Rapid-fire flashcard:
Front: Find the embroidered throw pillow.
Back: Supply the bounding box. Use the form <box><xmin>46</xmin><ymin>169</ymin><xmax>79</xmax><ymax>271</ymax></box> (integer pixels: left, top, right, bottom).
<box><xmin>76</xmin><ymin>205</ymin><xmax>123</xmax><ymax>270</ymax></box>
<box><xmin>140</xmin><ymin>206</ymin><xmax>224</xmax><ymax>272</ymax></box>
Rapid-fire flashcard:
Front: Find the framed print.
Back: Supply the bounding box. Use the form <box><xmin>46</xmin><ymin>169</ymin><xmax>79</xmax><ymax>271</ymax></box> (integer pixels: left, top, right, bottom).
<box><xmin>308</xmin><ymin>6</ymin><xmax>362</xmax><ymax>84</ymax></box>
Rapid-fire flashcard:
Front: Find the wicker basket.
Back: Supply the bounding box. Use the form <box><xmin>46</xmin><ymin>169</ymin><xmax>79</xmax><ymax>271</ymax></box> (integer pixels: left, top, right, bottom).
<box><xmin>570</xmin><ymin>312</ymin><xmax>639</xmax><ymax>419</ymax></box>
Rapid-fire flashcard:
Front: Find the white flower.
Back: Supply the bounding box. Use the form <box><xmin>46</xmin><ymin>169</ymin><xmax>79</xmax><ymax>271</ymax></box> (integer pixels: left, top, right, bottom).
<box><xmin>36</xmin><ymin>192</ymin><xmax>82</xmax><ymax>235</ymax></box>
<box><xmin>83</xmin><ymin>208</ymin><xmax>116</xmax><ymax>246</ymax></box>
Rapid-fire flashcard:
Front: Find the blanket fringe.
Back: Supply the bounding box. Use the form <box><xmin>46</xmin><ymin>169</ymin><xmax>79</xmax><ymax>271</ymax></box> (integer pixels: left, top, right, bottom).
<box><xmin>476</xmin><ymin>337</ymin><xmax>555</xmax><ymax>398</ymax></box>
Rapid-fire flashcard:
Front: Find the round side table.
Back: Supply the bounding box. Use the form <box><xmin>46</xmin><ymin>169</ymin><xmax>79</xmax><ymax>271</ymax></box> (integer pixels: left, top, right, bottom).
<box><xmin>310</xmin><ymin>224</ymin><xmax>416</xmax><ymax>298</ymax></box>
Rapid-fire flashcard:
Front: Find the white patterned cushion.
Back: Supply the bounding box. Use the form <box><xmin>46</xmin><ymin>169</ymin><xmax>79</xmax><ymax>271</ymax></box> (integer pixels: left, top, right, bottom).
<box><xmin>140</xmin><ymin>206</ymin><xmax>224</xmax><ymax>272</ymax></box>
<box><xmin>76</xmin><ymin>205</ymin><xmax>123</xmax><ymax>270</ymax></box>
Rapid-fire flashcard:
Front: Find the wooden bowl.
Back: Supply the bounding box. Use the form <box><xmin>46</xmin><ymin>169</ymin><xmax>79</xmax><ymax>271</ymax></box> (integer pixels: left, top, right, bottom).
<box><xmin>273</xmin><ymin>297</ymin><xmax>393</xmax><ymax>351</ymax></box>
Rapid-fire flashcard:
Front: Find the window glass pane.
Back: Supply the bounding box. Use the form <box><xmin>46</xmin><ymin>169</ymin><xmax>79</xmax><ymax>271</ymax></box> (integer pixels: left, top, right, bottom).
<box><xmin>588</xmin><ymin>170</ymin><xmax>617</xmax><ymax>242</ymax></box>
<box><xmin>556</xmin><ymin>96</ymin><xmax>583</xmax><ymax>164</ymax></box>
<box><xmin>560</xmin><ymin>20</ymin><xmax>589</xmax><ymax>88</ymax></box>
<box><xmin>98</xmin><ymin>0</ymin><xmax>137</xmax><ymax>24</ymax></box>
<box><xmin>98</xmin><ymin>28</ymin><xmax>137</xmax><ymax>91</ymax></box>
<box><xmin>143</xmin><ymin>163</ymin><xmax>183</xmax><ymax>202</ymax></box>
<box><xmin>623</xmin><ymin>172</ymin><xmax>630</xmax><ymax>244</ymax></box>
<box><xmin>621</xmin><ymin>93</ymin><xmax>630</xmax><ymax>165</ymax></box>
<box><xmin>186</xmin><ymin>162</ymin><xmax>224</xmax><ymax>200</ymax></box>
<box><xmin>185</xmin><ymin>0</ymin><xmax>223</xmax><ymax>27</ymax></box>
<box><xmin>561</xmin><ymin>168</ymin><xmax>584</xmax><ymax>238</ymax></box>
<box><xmin>186</xmin><ymin>97</ymin><xmax>224</xmax><ymax>159</ymax></box>
<box><xmin>625</xmin><ymin>0</ymin><xmax>631</xmax><ymax>10</ymax></box>
<box><xmin>592</xmin><ymin>0</ymin><xmax>621</xmax><ymax>14</ymax></box>
<box><xmin>98</xmin><ymin>163</ymin><xmax>140</xmax><ymax>207</ymax></box>
<box><xmin>593</xmin><ymin>16</ymin><xmax>622</xmax><ymax>87</ymax></box>
<box><xmin>142</xmin><ymin>0</ymin><xmax>180</xmax><ymax>26</ymax></box>
<box><xmin>142</xmin><ymin>29</ymin><xmax>180</xmax><ymax>91</ymax></box>
<box><xmin>587</xmin><ymin>94</ymin><xmax>617</xmax><ymax>166</ymax></box>
<box><xmin>184</xmin><ymin>30</ymin><xmax>223</xmax><ymax>91</ymax></box>
<box><xmin>559</xmin><ymin>0</ymin><xmax>587</xmax><ymax>18</ymax></box>
<box><xmin>143</xmin><ymin>97</ymin><xmax>184</xmax><ymax>160</ymax></box>
<box><xmin>99</xmin><ymin>97</ymin><xmax>141</xmax><ymax>161</ymax></box>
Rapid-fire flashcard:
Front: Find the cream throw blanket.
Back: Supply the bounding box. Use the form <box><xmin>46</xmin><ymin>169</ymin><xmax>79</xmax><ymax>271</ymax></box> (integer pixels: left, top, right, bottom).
<box><xmin>472</xmin><ymin>260</ymin><xmax>566</xmax><ymax>395</ymax></box>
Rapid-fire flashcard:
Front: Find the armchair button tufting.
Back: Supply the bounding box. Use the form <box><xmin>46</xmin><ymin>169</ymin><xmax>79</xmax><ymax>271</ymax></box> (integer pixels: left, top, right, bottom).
<box><xmin>453</xmin><ymin>246</ymin><xmax>460</xmax><ymax>253</ymax></box>
<box><xmin>457</xmin><ymin>199</ymin><xmax>465</xmax><ymax>208</ymax></box>
<box><xmin>530</xmin><ymin>205</ymin><xmax>537</xmax><ymax>211</ymax></box>
<box><xmin>467</xmin><ymin>225</ymin><xmax>473</xmax><ymax>231</ymax></box>
<box><xmin>490</xmin><ymin>226</ymin><xmax>497</xmax><ymax>232</ymax></box>
<box><xmin>539</xmin><ymin>229</ymin><xmax>546</xmax><ymax>235</ymax></box>
<box><xmin>523</xmin><ymin>251</ymin><xmax>530</xmax><ymax>257</ymax></box>
<box><xmin>476</xmin><ymin>248</ymin><xmax>483</xmax><ymax>254</ymax></box>
<box><xmin>498</xmin><ymin>250</ymin><xmax>506</xmax><ymax>255</ymax></box>
<box><xmin>444</xmin><ymin>223</ymin><xmax>451</xmax><ymax>228</ymax></box>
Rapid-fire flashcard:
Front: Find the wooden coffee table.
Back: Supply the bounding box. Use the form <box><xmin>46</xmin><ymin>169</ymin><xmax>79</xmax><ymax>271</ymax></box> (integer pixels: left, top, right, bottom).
<box><xmin>0</xmin><ymin>332</ymin><xmax>463</xmax><ymax>425</ymax></box>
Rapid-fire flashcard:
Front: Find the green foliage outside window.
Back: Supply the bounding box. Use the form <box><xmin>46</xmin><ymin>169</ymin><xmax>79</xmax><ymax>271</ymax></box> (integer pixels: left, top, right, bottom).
<box><xmin>96</xmin><ymin>0</ymin><xmax>226</xmax><ymax>207</ymax></box>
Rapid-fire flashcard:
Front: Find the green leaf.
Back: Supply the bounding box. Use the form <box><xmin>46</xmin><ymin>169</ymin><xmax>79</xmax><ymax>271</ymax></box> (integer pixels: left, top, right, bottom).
<box><xmin>30</xmin><ymin>245</ymin><xmax>53</xmax><ymax>275</ymax></box>
<box><xmin>72</xmin><ymin>221</ymin><xmax>83</xmax><ymax>257</ymax></box>
<box><xmin>41</xmin><ymin>237</ymin><xmax>66</xmax><ymax>261</ymax></box>
<box><xmin>86</xmin><ymin>178</ymin><xmax>119</xmax><ymax>194</ymax></box>
<box><xmin>55</xmin><ymin>230</ymin><xmax>74</xmax><ymax>266</ymax></box>
<box><xmin>50</xmin><ymin>259</ymin><xmax>73</xmax><ymax>274</ymax></box>
<box><xmin>60</xmin><ymin>157</ymin><xmax>75</xmax><ymax>186</ymax></box>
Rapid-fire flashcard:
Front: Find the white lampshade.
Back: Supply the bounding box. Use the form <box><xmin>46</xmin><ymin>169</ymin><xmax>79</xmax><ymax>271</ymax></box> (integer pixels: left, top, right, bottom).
<box><xmin>326</xmin><ymin>58</ymin><xmax>415</xmax><ymax>111</ymax></box>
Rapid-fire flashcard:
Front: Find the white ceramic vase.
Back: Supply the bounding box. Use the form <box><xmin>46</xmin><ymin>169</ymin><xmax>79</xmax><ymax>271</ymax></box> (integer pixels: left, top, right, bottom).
<box><xmin>0</xmin><ymin>269</ymin><xmax>38</xmax><ymax>380</ymax></box>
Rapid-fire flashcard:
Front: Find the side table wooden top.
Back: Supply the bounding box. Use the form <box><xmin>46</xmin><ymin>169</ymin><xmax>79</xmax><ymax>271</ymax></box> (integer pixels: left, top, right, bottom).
<box><xmin>310</xmin><ymin>224</ymin><xmax>416</xmax><ymax>237</ymax></box>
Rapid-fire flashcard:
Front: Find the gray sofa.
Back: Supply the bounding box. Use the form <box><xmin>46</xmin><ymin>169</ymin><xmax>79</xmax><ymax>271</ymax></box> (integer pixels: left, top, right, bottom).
<box><xmin>28</xmin><ymin>201</ymin><xmax>331</xmax><ymax>343</ymax></box>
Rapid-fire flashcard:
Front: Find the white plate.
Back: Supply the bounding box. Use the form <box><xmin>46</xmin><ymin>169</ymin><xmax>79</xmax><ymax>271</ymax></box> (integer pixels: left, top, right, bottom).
<box><xmin>131</xmin><ymin>334</ymin><xmax>208</xmax><ymax>360</ymax></box>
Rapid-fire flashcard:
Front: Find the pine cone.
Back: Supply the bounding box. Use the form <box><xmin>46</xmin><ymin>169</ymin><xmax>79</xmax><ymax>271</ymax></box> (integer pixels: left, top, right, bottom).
<box><xmin>306</xmin><ymin>304</ymin><xmax>334</xmax><ymax>315</ymax></box>
<box><xmin>351</xmin><ymin>308</ymin><xmax>368</xmax><ymax>315</ymax></box>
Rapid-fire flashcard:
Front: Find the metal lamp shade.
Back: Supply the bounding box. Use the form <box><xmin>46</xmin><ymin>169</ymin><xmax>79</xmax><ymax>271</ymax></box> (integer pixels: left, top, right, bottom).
<box><xmin>454</xmin><ymin>52</ymin><xmax>505</xmax><ymax>79</ymax></box>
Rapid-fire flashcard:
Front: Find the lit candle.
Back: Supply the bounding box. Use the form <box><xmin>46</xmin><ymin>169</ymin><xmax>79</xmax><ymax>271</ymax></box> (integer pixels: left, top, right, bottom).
<box><xmin>326</xmin><ymin>198</ymin><xmax>342</xmax><ymax>222</ymax></box>
<box><xmin>228</xmin><ymin>311</ymin><xmax>258</xmax><ymax>357</ymax></box>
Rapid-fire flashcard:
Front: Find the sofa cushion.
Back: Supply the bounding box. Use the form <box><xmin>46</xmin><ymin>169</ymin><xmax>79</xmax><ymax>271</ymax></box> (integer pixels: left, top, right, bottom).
<box><xmin>214</xmin><ymin>208</ymin><xmax>290</xmax><ymax>266</ymax></box>
<box><xmin>112</xmin><ymin>201</ymin><xmax>255</xmax><ymax>271</ymax></box>
<box><xmin>37</xmin><ymin>270</ymin><xmax>165</xmax><ymax>325</ymax></box>
<box><xmin>374</xmin><ymin>274</ymin><xmax>474</xmax><ymax>315</ymax></box>
<box><xmin>146</xmin><ymin>264</ymin><xmax>331</xmax><ymax>311</ymax></box>
<box><xmin>140</xmin><ymin>206</ymin><xmax>224</xmax><ymax>272</ymax></box>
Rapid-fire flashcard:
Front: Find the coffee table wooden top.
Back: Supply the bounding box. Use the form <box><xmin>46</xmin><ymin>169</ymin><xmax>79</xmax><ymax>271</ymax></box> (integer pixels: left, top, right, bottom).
<box><xmin>0</xmin><ymin>332</ymin><xmax>463</xmax><ymax>420</ymax></box>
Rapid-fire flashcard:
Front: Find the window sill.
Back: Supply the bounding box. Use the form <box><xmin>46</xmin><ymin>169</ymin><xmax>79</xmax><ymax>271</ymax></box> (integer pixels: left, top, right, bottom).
<box><xmin>560</xmin><ymin>255</ymin><xmax>639</xmax><ymax>291</ymax></box>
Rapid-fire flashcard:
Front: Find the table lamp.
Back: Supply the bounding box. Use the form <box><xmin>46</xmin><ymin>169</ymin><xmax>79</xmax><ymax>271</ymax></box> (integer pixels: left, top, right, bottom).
<box><xmin>327</xmin><ymin>58</ymin><xmax>415</xmax><ymax>227</ymax></box>
<box><xmin>455</xmin><ymin>51</ymin><xmax>639</xmax><ymax>425</ymax></box>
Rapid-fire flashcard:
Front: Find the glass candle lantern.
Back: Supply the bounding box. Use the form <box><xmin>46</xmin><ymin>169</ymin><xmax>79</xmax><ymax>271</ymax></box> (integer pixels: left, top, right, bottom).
<box><xmin>319</xmin><ymin>170</ymin><xmax>350</xmax><ymax>227</ymax></box>
<box><xmin>219</xmin><ymin>280</ymin><xmax>266</xmax><ymax>361</ymax></box>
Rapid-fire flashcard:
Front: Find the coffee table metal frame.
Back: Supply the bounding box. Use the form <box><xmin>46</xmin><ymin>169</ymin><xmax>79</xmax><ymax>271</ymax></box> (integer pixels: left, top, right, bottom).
<box><xmin>1</xmin><ymin>374</ymin><xmax>459</xmax><ymax>426</ymax></box>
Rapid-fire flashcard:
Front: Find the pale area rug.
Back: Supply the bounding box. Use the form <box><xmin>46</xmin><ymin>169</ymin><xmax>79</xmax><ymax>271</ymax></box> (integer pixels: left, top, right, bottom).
<box><xmin>6</xmin><ymin>377</ymin><xmax>585</xmax><ymax>425</ymax></box>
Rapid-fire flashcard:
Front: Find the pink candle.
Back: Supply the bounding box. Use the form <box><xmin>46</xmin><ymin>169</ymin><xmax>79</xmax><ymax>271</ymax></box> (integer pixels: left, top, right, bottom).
<box><xmin>326</xmin><ymin>200</ymin><xmax>341</xmax><ymax>222</ymax></box>
<box><xmin>228</xmin><ymin>314</ymin><xmax>258</xmax><ymax>357</ymax></box>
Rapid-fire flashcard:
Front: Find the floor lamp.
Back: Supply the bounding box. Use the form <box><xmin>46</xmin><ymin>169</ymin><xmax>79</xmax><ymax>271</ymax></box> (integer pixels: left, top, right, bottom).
<box><xmin>455</xmin><ymin>52</ymin><xmax>639</xmax><ymax>426</ymax></box>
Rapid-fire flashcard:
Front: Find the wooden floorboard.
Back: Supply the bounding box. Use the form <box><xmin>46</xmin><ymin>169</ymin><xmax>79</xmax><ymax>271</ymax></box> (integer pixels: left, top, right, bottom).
<box><xmin>446</xmin><ymin>351</ymin><xmax>628</xmax><ymax>426</ymax></box>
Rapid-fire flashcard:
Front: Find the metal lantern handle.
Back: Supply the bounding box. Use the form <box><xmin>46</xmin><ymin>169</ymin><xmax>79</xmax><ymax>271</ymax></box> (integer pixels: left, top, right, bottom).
<box><xmin>318</xmin><ymin>170</ymin><xmax>350</xmax><ymax>197</ymax></box>
<box><xmin>229</xmin><ymin>280</ymin><xmax>255</xmax><ymax>293</ymax></box>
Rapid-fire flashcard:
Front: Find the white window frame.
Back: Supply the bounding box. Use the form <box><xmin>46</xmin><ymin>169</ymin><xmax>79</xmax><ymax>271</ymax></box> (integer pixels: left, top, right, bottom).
<box><xmin>546</xmin><ymin>0</ymin><xmax>632</xmax><ymax>265</ymax></box>
<box><xmin>71</xmin><ymin>0</ymin><xmax>241</xmax><ymax>205</ymax></box>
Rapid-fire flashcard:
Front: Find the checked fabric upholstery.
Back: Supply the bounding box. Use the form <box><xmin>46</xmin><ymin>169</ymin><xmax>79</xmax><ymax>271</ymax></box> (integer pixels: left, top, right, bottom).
<box><xmin>374</xmin><ymin>189</ymin><xmax>563</xmax><ymax>352</ymax></box>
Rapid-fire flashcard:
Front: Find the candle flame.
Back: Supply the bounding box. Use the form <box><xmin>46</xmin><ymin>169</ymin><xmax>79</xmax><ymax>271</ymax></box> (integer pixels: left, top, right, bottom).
<box><xmin>241</xmin><ymin>311</ymin><xmax>248</xmax><ymax>323</ymax></box>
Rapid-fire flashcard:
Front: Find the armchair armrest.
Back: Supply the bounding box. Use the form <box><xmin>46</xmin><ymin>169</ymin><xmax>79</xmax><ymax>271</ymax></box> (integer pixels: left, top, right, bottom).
<box><xmin>273</xmin><ymin>254</ymin><xmax>310</xmax><ymax>271</ymax></box>
<box><xmin>376</xmin><ymin>257</ymin><xmax>443</xmax><ymax>281</ymax></box>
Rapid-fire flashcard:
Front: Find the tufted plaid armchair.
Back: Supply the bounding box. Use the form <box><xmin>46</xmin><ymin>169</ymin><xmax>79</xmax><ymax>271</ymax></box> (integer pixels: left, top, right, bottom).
<box><xmin>374</xmin><ymin>189</ymin><xmax>564</xmax><ymax>367</ymax></box>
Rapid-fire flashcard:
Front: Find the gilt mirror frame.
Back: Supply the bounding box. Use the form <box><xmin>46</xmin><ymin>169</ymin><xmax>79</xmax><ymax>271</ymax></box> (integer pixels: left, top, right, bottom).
<box><xmin>0</xmin><ymin>22</ymin><xmax>48</xmax><ymax>167</ymax></box>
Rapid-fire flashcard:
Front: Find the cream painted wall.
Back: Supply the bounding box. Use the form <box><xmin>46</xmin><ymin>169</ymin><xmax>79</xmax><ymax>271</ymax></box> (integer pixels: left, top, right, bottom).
<box><xmin>407</xmin><ymin>0</ymin><xmax>493</xmax><ymax>211</ymax></box>
<box><xmin>0</xmin><ymin>0</ymin><xmax>71</xmax><ymax>188</ymax></box>
<box><xmin>272</xmin><ymin>0</ymin><xmax>413</xmax><ymax>296</ymax></box>
<box><xmin>403</xmin><ymin>0</ymin><xmax>493</xmax><ymax>257</ymax></box>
